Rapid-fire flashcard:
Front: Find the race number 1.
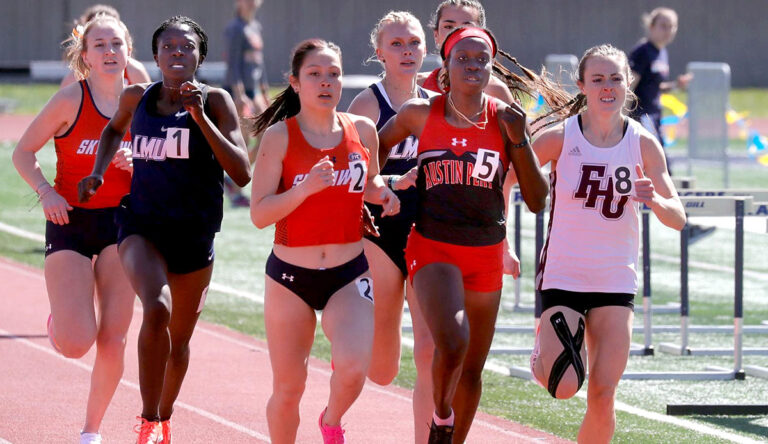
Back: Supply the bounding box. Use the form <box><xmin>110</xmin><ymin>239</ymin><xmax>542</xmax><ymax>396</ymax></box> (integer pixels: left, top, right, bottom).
<box><xmin>348</xmin><ymin>160</ymin><xmax>367</xmax><ymax>193</ymax></box>
<box><xmin>471</xmin><ymin>148</ymin><xmax>500</xmax><ymax>181</ymax></box>
<box><xmin>164</xmin><ymin>127</ymin><xmax>190</xmax><ymax>159</ymax></box>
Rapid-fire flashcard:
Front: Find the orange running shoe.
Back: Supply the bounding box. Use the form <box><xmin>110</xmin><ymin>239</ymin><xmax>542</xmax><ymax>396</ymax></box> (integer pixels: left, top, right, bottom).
<box><xmin>134</xmin><ymin>417</ymin><xmax>162</xmax><ymax>444</ymax></box>
<box><xmin>160</xmin><ymin>419</ymin><xmax>171</xmax><ymax>444</ymax></box>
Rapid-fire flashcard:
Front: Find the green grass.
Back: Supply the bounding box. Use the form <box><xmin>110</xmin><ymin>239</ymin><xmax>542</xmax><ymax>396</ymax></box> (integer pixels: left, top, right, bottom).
<box><xmin>2</xmin><ymin>84</ymin><xmax>768</xmax><ymax>443</ymax></box>
<box><xmin>0</xmin><ymin>83</ymin><xmax>59</xmax><ymax>114</ymax></box>
<box><xmin>668</xmin><ymin>88</ymin><xmax>768</xmax><ymax>118</ymax></box>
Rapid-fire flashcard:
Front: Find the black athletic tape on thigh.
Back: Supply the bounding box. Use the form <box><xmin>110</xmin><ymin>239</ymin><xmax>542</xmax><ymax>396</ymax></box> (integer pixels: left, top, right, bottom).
<box><xmin>547</xmin><ymin>311</ymin><xmax>586</xmax><ymax>398</ymax></box>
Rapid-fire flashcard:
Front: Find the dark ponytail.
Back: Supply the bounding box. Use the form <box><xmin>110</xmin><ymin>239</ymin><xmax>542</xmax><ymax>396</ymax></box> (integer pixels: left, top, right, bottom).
<box><xmin>249</xmin><ymin>39</ymin><xmax>342</xmax><ymax>136</ymax></box>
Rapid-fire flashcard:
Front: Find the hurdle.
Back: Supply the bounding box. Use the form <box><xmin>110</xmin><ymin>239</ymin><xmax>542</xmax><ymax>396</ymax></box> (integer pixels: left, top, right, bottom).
<box><xmin>657</xmin><ymin>195</ymin><xmax>768</xmax><ymax>362</ymax></box>
<box><xmin>639</xmin><ymin>188</ymin><xmax>768</xmax><ymax>356</ymax></box>
<box><xmin>505</xmin><ymin>195</ymin><xmax>767</xmax><ymax>381</ymax></box>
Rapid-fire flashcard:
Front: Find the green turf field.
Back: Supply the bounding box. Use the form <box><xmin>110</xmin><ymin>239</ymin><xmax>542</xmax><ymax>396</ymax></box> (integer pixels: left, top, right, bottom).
<box><xmin>2</xmin><ymin>83</ymin><xmax>767</xmax><ymax>443</ymax></box>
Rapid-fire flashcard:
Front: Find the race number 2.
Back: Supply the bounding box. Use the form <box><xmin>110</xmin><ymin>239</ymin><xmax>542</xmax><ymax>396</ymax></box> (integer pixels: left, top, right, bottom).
<box><xmin>355</xmin><ymin>277</ymin><xmax>374</xmax><ymax>303</ymax></box>
<box><xmin>348</xmin><ymin>160</ymin><xmax>367</xmax><ymax>193</ymax></box>
<box><xmin>471</xmin><ymin>148</ymin><xmax>500</xmax><ymax>181</ymax></box>
<box><xmin>164</xmin><ymin>127</ymin><xmax>190</xmax><ymax>159</ymax></box>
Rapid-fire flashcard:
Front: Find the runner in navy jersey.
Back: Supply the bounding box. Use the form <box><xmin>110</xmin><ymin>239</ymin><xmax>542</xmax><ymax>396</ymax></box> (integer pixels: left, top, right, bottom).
<box><xmin>78</xmin><ymin>16</ymin><xmax>250</xmax><ymax>444</ymax></box>
<box><xmin>347</xmin><ymin>11</ymin><xmax>437</xmax><ymax>443</ymax></box>
<box><xmin>379</xmin><ymin>27</ymin><xmax>550</xmax><ymax>443</ymax></box>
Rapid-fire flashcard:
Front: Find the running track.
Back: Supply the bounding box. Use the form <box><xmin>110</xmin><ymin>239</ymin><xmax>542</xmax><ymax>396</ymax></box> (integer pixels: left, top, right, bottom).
<box><xmin>0</xmin><ymin>258</ymin><xmax>570</xmax><ymax>443</ymax></box>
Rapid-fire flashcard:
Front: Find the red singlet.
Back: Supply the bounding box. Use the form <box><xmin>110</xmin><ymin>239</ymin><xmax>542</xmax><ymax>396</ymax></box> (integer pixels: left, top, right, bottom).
<box><xmin>275</xmin><ymin>113</ymin><xmax>370</xmax><ymax>247</ymax></box>
<box><xmin>53</xmin><ymin>80</ymin><xmax>131</xmax><ymax>209</ymax></box>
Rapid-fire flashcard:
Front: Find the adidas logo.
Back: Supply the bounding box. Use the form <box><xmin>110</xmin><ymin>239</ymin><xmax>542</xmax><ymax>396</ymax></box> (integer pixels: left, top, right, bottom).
<box><xmin>568</xmin><ymin>146</ymin><xmax>582</xmax><ymax>156</ymax></box>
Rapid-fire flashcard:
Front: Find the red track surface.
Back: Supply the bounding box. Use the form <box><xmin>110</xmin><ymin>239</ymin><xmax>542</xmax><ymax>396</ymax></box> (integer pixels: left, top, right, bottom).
<box><xmin>0</xmin><ymin>258</ymin><xmax>570</xmax><ymax>443</ymax></box>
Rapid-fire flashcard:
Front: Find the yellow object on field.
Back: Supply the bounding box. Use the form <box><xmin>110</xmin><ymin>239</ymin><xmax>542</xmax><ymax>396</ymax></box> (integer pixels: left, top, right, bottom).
<box><xmin>726</xmin><ymin>109</ymin><xmax>749</xmax><ymax>125</ymax></box>
<box><xmin>660</xmin><ymin>94</ymin><xmax>687</xmax><ymax>117</ymax></box>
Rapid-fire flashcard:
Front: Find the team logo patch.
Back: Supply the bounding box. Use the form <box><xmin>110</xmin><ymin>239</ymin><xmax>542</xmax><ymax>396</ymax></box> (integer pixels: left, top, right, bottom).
<box><xmin>451</xmin><ymin>137</ymin><xmax>468</xmax><ymax>147</ymax></box>
<box><xmin>348</xmin><ymin>152</ymin><xmax>362</xmax><ymax>161</ymax></box>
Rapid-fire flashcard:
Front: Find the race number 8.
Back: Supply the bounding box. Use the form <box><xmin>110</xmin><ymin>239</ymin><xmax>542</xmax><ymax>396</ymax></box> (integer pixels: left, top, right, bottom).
<box><xmin>471</xmin><ymin>148</ymin><xmax>500</xmax><ymax>181</ymax></box>
<box><xmin>164</xmin><ymin>127</ymin><xmax>190</xmax><ymax>159</ymax></box>
<box><xmin>348</xmin><ymin>160</ymin><xmax>367</xmax><ymax>193</ymax></box>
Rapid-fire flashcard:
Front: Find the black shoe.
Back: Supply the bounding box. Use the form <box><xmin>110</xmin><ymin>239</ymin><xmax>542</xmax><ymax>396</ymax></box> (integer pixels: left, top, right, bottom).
<box><xmin>428</xmin><ymin>420</ymin><xmax>454</xmax><ymax>444</ymax></box>
<box><xmin>688</xmin><ymin>224</ymin><xmax>716</xmax><ymax>245</ymax></box>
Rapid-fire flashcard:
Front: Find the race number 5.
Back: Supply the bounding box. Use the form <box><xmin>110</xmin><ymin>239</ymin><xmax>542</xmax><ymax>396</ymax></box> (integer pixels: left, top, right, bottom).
<box><xmin>471</xmin><ymin>148</ymin><xmax>500</xmax><ymax>181</ymax></box>
<box><xmin>348</xmin><ymin>160</ymin><xmax>367</xmax><ymax>193</ymax></box>
<box><xmin>164</xmin><ymin>127</ymin><xmax>190</xmax><ymax>159</ymax></box>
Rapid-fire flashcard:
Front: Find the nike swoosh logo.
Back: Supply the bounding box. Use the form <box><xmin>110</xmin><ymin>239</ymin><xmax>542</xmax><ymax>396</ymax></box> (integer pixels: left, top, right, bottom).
<box><xmin>160</xmin><ymin>126</ymin><xmax>168</xmax><ymax>132</ymax></box>
<box><xmin>175</xmin><ymin>110</ymin><xmax>188</xmax><ymax>117</ymax></box>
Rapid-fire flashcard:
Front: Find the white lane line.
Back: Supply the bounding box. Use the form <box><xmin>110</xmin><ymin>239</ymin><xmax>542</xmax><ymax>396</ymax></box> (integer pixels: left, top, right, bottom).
<box><xmin>0</xmin><ymin>221</ymin><xmax>44</xmax><ymax>242</ymax></box>
<box><xmin>197</xmin><ymin>327</ymin><xmax>546</xmax><ymax>441</ymax></box>
<box><xmin>0</xmin><ymin>329</ymin><xmax>270</xmax><ymax>442</ymax></box>
<box><xmin>3</xmin><ymin>239</ymin><xmax>762</xmax><ymax>443</ymax></box>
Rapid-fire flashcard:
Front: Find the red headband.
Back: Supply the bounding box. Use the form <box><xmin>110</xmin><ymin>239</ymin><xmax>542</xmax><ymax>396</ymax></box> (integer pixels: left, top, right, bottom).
<box><xmin>441</xmin><ymin>27</ymin><xmax>497</xmax><ymax>60</ymax></box>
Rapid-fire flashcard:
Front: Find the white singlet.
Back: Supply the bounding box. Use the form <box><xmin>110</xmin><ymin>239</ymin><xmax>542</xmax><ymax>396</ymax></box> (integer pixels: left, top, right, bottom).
<box><xmin>536</xmin><ymin>114</ymin><xmax>647</xmax><ymax>294</ymax></box>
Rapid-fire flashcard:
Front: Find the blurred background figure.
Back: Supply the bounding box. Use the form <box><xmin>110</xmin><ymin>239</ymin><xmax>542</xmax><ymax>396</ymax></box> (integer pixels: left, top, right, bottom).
<box><xmin>629</xmin><ymin>7</ymin><xmax>714</xmax><ymax>243</ymax></box>
<box><xmin>223</xmin><ymin>0</ymin><xmax>271</xmax><ymax>207</ymax></box>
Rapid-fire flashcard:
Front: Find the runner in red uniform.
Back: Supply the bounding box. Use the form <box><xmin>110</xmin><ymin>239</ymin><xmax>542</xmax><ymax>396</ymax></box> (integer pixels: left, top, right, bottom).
<box><xmin>380</xmin><ymin>27</ymin><xmax>549</xmax><ymax>443</ymax></box>
<box><xmin>249</xmin><ymin>38</ymin><xmax>398</xmax><ymax>443</ymax></box>
<box><xmin>12</xmin><ymin>14</ymin><xmax>135</xmax><ymax>444</ymax></box>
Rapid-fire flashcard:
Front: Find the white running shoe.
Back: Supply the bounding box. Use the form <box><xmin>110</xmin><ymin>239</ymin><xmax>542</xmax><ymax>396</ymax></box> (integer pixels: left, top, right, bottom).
<box><xmin>80</xmin><ymin>432</ymin><xmax>102</xmax><ymax>444</ymax></box>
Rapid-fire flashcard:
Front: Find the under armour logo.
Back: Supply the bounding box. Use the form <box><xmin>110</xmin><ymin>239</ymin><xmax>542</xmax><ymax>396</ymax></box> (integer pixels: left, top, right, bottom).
<box><xmin>451</xmin><ymin>138</ymin><xmax>467</xmax><ymax>147</ymax></box>
<box><xmin>410</xmin><ymin>260</ymin><xmax>416</xmax><ymax>269</ymax></box>
<box><xmin>281</xmin><ymin>273</ymin><xmax>294</xmax><ymax>282</ymax></box>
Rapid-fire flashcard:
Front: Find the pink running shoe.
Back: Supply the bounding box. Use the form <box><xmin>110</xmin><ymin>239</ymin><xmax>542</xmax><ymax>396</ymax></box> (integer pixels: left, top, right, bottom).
<box><xmin>160</xmin><ymin>419</ymin><xmax>171</xmax><ymax>444</ymax></box>
<box><xmin>134</xmin><ymin>417</ymin><xmax>162</xmax><ymax>444</ymax></box>
<box><xmin>47</xmin><ymin>314</ymin><xmax>62</xmax><ymax>353</ymax></box>
<box><xmin>318</xmin><ymin>408</ymin><xmax>345</xmax><ymax>444</ymax></box>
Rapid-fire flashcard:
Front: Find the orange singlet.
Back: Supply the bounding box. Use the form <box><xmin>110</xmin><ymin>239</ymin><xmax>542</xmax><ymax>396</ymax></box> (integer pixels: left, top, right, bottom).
<box><xmin>275</xmin><ymin>112</ymin><xmax>371</xmax><ymax>247</ymax></box>
<box><xmin>422</xmin><ymin>68</ymin><xmax>446</xmax><ymax>94</ymax></box>
<box><xmin>53</xmin><ymin>80</ymin><xmax>131</xmax><ymax>209</ymax></box>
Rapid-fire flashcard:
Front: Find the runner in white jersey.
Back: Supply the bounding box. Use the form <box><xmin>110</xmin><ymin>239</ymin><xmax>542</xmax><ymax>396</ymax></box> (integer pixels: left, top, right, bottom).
<box><xmin>522</xmin><ymin>44</ymin><xmax>685</xmax><ymax>444</ymax></box>
<box><xmin>536</xmin><ymin>114</ymin><xmax>644</xmax><ymax>294</ymax></box>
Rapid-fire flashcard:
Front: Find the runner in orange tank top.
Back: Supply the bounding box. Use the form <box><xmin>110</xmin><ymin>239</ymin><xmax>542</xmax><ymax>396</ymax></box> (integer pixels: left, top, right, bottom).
<box><xmin>249</xmin><ymin>39</ymin><xmax>398</xmax><ymax>443</ymax></box>
<box><xmin>12</xmin><ymin>14</ymin><xmax>136</xmax><ymax>444</ymax></box>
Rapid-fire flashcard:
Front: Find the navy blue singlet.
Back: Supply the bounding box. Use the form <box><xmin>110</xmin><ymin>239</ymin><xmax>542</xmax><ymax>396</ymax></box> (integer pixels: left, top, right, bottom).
<box><xmin>129</xmin><ymin>82</ymin><xmax>224</xmax><ymax>235</ymax></box>
<box><xmin>364</xmin><ymin>82</ymin><xmax>430</xmax><ymax>275</ymax></box>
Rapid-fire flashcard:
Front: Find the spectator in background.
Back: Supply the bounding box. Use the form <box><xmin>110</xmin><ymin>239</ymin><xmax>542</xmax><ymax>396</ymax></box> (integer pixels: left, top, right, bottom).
<box><xmin>223</xmin><ymin>0</ymin><xmax>271</xmax><ymax>207</ymax></box>
<box><xmin>60</xmin><ymin>4</ymin><xmax>151</xmax><ymax>88</ymax></box>
<box><xmin>629</xmin><ymin>7</ymin><xmax>713</xmax><ymax>243</ymax></box>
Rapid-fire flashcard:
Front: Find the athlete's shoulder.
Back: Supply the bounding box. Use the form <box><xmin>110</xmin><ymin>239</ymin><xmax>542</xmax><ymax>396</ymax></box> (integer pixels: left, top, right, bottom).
<box><xmin>532</xmin><ymin>120</ymin><xmax>566</xmax><ymax>163</ymax></box>
<box><xmin>259</xmin><ymin>120</ymin><xmax>289</xmax><ymax>157</ymax></box>
<box><xmin>346</xmin><ymin>112</ymin><xmax>377</xmax><ymax>142</ymax></box>
<box><xmin>346</xmin><ymin>88</ymin><xmax>379</xmax><ymax>122</ymax></box>
<box><xmin>44</xmin><ymin>81</ymin><xmax>83</xmax><ymax>121</ymax></box>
